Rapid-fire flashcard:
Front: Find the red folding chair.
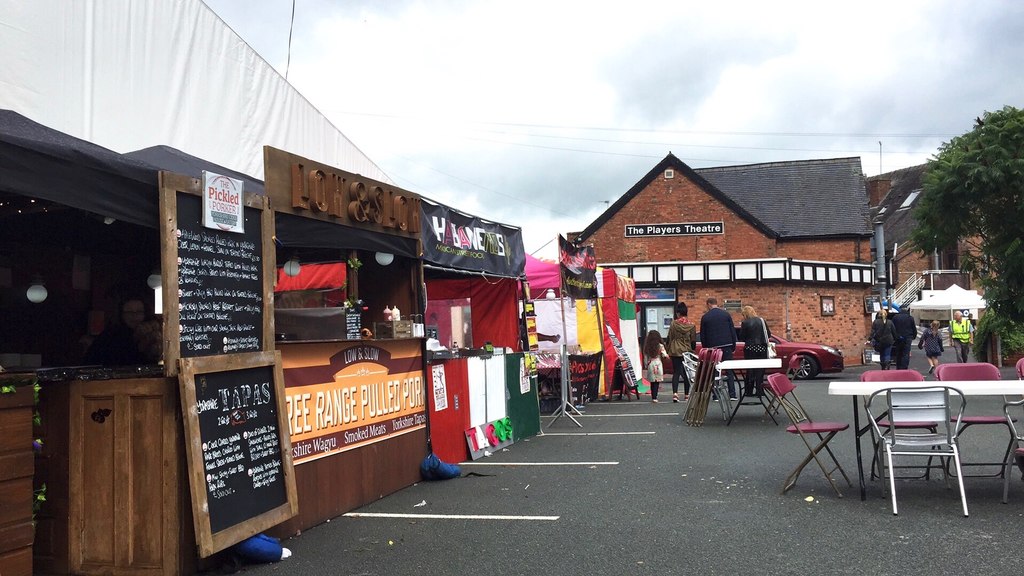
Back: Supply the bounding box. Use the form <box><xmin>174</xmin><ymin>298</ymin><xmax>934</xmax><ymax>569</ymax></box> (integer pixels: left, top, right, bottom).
<box><xmin>936</xmin><ymin>362</ymin><xmax>1016</xmax><ymax>478</ymax></box>
<box><xmin>765</xmin><ymin>372</ymin><xmax>851</xmax><ymax>497</ymax></box>
<box><xmin>860</xmin><ymin>370</ymin><xmax>937</xmax><ymax>480</ymax></box>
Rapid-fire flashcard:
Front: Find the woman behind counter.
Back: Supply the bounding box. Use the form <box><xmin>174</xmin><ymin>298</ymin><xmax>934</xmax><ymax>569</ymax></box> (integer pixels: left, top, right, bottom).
<box><xmin>84</xmin><ymin>297</ymin><xmax>161</xmax><ymax>365</ymax></box>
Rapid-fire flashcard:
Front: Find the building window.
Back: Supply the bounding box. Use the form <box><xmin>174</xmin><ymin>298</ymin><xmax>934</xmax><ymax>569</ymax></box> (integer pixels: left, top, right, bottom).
<box><xmin>656</xmin><ymin>265</ymin><xmax>679</xmax><ymax>282</ymax></box>
<box><xmin>682</xmin><ymin>265</ymin><xmax>704</xmax><ymax>281</ymax></box>
<box><xmin>664</xmin><ymin>169</ymin><xmax>674</xmax><ymax>179</ymax></box>
<box><xmin>735</xmin><ymin>263</ymin><xmax>757</xmax><ymax>280</ymax></box>
<box><xmin>708</xmin><ymin>264</ymin><xmax>730</xmax><ymax>280</ymax></box>
<box><xmin>763</xmin><ymin>262</ymin><xmax>786</xmax><ymax>279</ymax></box>
<box><xmin>633</xmin><ymin>266</ymin><xmax>654</xmax><ymax>282</ymax></box>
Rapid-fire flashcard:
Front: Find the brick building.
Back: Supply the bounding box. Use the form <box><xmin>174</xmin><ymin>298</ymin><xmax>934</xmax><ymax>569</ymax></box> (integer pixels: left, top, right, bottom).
<box><xmin>574</xmin><ymin>153</ymin><xmax>877</xmax><ymax>371</ymax></box>
<box><xmin>867</xmin><ymin>165</ymin><xmax>972</xmax><ymax>303</ymax></box>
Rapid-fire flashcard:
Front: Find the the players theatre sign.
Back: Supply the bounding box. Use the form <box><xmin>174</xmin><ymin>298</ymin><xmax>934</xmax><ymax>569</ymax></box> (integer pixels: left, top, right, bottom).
<box><xmin>624</xmin><ymin>222</ymin><xmax>724</xmax><ymax>237</ymax></box>
<box><xmin>280</xmin><ymin>340</ymin><xmax>426</xmax><ymax>464</ymax></box>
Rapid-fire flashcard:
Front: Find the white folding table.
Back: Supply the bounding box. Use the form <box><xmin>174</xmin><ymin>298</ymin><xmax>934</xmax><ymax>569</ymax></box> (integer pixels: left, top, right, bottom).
<box><xmin>828</xmin><ymin>379</ymin><xmax>1024</xmax><ymax>501</ymax></box>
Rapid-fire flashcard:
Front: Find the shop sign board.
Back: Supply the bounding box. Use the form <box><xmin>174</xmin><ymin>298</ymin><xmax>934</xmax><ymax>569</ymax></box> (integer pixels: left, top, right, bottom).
<box><xmin>624</xmin><ymin>222</ymin><xmax>724</xmax><ymax>237</ymax></box>
<box><xmin>202</xmin><ymin>171</ymin><xmax>245</xmax><ymax>233</ymax></box>
<box><xmin>280</xmin><ymin>340</ymin><xmax>427</xmax><ymax>464</ymax></box>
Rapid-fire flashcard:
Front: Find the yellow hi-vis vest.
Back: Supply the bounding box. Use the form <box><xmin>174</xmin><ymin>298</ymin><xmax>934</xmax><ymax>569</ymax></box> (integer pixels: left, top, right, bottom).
<box><xmin>951</xmin><ymin>319</ymin><xmax>972</xmax><ymax>342</ymax></box>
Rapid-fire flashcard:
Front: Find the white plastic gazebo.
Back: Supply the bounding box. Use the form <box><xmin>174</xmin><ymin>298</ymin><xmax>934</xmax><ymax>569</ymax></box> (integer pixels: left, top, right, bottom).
<box><xmin>906</xmin><ymin>284</ymin><xmax>987</xmax><ymax>322</ymax></box>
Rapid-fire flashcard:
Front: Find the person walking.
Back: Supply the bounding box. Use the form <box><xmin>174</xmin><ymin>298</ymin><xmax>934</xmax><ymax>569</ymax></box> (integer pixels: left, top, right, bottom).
<box><xmin>868</xmin><ymin>308</ymin><xmax>897</xmax><ymax>370</ymax></box>
<box><xmin>949</xmin><ymin>310</ymin><xmax>974</xmax><ymax>363</ymax></box>
<box><xmin>890</xmin><ymin>307</ymin><xmax>917</xmax><ymax>370</ymax></box>
<box><xmin>738</xmin><ymin>305</ymin><xmax>771</xmax><ymax>397</ymax></box>
<box><xmin>642</xmin><ymin>330</ymin><xmax>669</xmax><ymax>403</ymax></box>
<box><xmin>700</xmin><ymin>297</ymin><xmax>738</xmax><ymax>399</ymax></box>
<box><xmin>665</xmin><ymin>302</ymin><xmax>696</xmax><ymax>402</ymax></box>
<box><xmin>918</xmin><ymin>319</ymin><xmax>944</xmax><ymax>375</ymax></box>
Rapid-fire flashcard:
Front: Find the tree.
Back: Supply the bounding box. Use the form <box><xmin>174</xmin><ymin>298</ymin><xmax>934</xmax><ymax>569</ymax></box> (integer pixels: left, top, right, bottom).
<box><xmin>911</xmin><ymin>105</ymin><xmax>1024</xmax><ymax>322</ymax></box>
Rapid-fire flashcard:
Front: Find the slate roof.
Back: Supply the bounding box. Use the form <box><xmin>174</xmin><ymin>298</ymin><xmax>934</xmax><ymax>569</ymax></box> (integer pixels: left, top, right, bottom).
<box><xmin>575</xmin><ymin>153</ymin><xmax>872</xmax><ymax>242</ymax></box>
<box><xmin>695</xmin><ymin>157</ymin><xmax>871</xmax><ymax>239</ymax></box>
<box><xmin>867</xmin><ymin>163</ymin><xmax>928</xmax><ymax>248</ymax></box>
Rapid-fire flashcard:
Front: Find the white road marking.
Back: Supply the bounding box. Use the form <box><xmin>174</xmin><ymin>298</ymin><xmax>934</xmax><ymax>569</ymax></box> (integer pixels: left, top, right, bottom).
<box><xmin>345</xmin><ymin>512</ymin><xmax>559</xmax><ymax>521</ymax></box>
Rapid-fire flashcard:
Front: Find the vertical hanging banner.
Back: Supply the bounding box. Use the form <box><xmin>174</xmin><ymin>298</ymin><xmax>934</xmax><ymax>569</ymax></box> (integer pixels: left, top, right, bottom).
<box><xmin>558</xmin><ymin>235</ymin><xmax>597</xmax><ymax>300</ymax></box>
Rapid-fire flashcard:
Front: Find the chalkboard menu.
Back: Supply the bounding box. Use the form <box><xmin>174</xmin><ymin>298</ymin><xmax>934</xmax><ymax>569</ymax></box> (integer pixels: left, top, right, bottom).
<box><xmin>178</xmin><ymin>351</ymin><xmax>297</xmax><ymax>557</ymax></box>
<box><xmin>194</xmin><ymin>364</ymin><xmax>287</xmax><ymax>533</ymax></box>
<box><xmin>175</xmin><ymin>193</ymin><xmax>264</xmax><ymax>357</ymax></box>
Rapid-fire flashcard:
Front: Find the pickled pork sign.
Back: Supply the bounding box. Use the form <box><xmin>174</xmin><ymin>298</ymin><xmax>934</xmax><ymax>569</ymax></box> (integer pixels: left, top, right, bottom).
<box><xmin>203</xmin><ymin>171</ymin><xmax>245</xmax><ymax>233</ymax></box>
<box><xmin>280</xmin><ymin>340</ymin><xmax>426</xmax><ymax>464</ymax></box>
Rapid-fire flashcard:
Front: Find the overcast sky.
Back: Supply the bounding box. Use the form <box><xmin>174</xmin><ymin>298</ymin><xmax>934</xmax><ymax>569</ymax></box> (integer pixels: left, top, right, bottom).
<box><xmin>202</xmin><ymin>0</ymin><xmax>1024</xmax><ymax>259</ymax></box>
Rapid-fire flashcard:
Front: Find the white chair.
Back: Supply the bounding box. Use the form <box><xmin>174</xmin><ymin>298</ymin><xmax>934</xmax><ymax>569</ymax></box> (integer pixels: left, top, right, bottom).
<box><xmin>866</xmin><ymin>385</ymin><xmax>969</xmax><ymax>516</ymax></box>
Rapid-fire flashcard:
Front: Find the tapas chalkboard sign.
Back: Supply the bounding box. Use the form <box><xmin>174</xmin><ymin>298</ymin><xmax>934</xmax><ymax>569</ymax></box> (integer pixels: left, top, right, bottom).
<box><xmin>179</xmin><ymin>351</ymin><xmax>297</xmax><ymax>557</ymax></box>
<box><xmin>159</xmin><ymin>172</ymin><xmax>275</xmax><ymax>376</ymax></box>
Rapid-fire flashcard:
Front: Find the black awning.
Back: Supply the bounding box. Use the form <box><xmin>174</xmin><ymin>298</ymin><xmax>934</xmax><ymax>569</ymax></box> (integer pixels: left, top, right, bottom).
<box><xmin>0</xmin><ymin>109</ymin><xmax>160</xmax><ymax>228</ymax></box>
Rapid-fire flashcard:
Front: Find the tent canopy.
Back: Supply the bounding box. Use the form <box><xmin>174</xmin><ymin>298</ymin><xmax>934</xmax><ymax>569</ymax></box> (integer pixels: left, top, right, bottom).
<box><xmin>0</xmin><ymin>109</ymin><xmax>159</xmax><ymax>228</ymax></box>
<box><xmin>907</xmin><ymin>284</ymin><xmax>986</xmax><ymax>320</ymax></box>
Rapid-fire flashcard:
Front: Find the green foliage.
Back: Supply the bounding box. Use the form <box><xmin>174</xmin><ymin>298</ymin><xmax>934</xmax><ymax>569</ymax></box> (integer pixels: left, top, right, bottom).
<box><xmin>910</xmin><ymin>106</ymin><xmax>1024</xmax><ymax>322</ymax></box>
<box><xmin>974</xmin><ymin>311</ymin><xmax>1024</xmax><ymax>362</ymax></box>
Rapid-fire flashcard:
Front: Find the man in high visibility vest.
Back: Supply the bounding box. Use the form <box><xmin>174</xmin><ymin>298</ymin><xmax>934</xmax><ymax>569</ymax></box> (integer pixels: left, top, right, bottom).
<box><xmin>949</xmin><ymin>310</ymin><xmax>974</xmax><ymax>363</ymax></box>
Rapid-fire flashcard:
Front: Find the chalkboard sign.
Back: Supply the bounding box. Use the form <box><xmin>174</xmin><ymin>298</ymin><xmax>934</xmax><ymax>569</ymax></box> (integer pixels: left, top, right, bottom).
<box><xmin>176</xmin><ymin>193</ymin><xmax>264</xmax><ymax>357</ymax></box>
<box><xmin>159</xmin><ymin>172</ymin><xmax>275</xmax><ymax>377</ymax></box>
<box><xmin>179</xmin><ymin>351</ymin><xmax>297</xmax><ymax>557</ymax></box>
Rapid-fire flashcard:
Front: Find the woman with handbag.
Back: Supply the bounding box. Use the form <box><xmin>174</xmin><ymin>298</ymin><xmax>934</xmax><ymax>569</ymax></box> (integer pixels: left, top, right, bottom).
<box><xmin>738</xmin><ymin>305</ymin><xmax>771</xmax><ymax>396</ymax></box>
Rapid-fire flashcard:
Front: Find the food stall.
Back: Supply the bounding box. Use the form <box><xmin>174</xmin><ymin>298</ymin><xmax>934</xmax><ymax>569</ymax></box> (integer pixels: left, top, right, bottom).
<box><xmin>419</xmin><ymin>200</ymin><xmax>536</xmax><ymax>463</ymax></box>
<box><xmin>0</xmin><ymin>110</ymin><xmax>430</xmax><ymax>574</ymax></box>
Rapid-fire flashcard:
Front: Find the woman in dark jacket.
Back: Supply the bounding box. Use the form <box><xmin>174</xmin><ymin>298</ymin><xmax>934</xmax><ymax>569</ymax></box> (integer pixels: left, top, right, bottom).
<box><xmin>738</xmin><ymin>305</ymin><xmax>771</xmax><ymax>396</ymax></box>
<box><xmin>666</xmin><ymin>302</ymin><xmax>696</xmax><ymax>402</ymax></box>
<box><xmin>869</xmin><ymin>309</ymin><xmax>898</xmax><ymax>370</ymax></box>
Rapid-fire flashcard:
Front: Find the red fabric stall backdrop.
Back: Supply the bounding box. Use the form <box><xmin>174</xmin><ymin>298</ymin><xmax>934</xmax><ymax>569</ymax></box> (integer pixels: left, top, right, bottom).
<box><xmin>424</xmin><ymin>277</ymin><xmax>521</xmax><ymax>351</ymax></box>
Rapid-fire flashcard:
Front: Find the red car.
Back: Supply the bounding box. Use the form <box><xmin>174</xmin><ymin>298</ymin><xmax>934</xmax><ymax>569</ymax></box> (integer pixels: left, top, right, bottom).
<box><xmin>693</xmin><ymin>332</ymin><xmax>844</xmax><ymax>379</ymax></box>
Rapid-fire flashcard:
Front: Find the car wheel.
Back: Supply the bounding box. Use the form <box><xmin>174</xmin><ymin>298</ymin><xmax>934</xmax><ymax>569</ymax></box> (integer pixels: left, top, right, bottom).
<box><xmin>793</xmin><ymin>355</ymin><xmax>819</xmax><ymax>380</ymax></box>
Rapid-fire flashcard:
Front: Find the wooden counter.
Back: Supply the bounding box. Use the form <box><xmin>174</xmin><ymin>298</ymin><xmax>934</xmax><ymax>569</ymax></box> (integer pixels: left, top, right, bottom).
<box><xmin>33</xmin><ymin>376</ymin><xmax>196</xmax><ymax>576</ymax></box>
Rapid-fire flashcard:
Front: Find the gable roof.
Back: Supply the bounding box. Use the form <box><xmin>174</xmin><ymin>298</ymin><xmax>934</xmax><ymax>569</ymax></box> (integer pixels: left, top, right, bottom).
<box><xmin>575</xmin><ymin>153</ymin><xmax>776</xmax><ymax>242</ymax></box>
<box><xmin>576</xmin><ymin>153</ymin><xmax>872</xmax><ymax>243</ymax></box>
<box><xmin>695</xmin><ymin>157</ymin><xmax>871</xmax><ymax>239</ymax></box>
<box><xmin>868</xmin><ymin>163</ymin><xmax>928</xmax><ymax>249</ymax></box>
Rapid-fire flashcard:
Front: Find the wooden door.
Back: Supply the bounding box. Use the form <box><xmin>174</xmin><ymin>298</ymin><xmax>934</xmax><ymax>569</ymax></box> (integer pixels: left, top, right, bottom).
<box><xmin>70</xmin><ymin>378</ymin><xmax>182</xmax><ymax>575</ymax></box>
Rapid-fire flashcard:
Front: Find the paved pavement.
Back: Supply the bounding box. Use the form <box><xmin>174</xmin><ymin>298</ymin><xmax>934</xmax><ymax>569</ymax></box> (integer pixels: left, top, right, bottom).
<box><xmin>236</xmin><ymin>350</ymin><xmax>1023</xmax><ymax>576</ymax></box>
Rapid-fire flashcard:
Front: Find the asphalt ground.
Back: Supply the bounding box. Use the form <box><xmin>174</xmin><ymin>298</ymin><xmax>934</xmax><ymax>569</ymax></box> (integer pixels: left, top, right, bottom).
<box><xmin>236</xmin><ymin>349</ymin><xmax>1024</xmax><ymax>576</ymax></box>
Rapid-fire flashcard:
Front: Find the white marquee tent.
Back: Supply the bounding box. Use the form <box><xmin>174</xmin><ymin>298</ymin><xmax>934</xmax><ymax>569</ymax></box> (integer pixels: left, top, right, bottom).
<box><xmin>906</xmin><ymin>284</ymin><xmax>987</xmax><ymax>321</ymax></box>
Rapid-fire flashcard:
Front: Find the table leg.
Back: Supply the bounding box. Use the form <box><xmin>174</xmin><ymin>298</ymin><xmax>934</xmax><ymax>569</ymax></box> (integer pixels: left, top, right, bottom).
<box><xmin>852</xmin><ymin>396</ymin><xmax>866</xmax><ymax>501</ymax></box>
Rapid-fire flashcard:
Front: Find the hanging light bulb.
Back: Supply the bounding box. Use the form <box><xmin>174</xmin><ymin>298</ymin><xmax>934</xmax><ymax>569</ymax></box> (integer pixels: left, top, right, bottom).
<box><xmin>26</xmin><ymin>276</ymin><xmax>47</xmax><ymax>303</ymax></box>
<box><xmin>375</xmin><ymin>251</ymin><xmax>395</xmax><ymax>266</ymax></box>
<box><xmin>283</xmin><ymin>258</ymin><xmax>301</xmax><ymax>277</ymax></box>
<box><xmin>147</xmin><ymin>272</ymin><xmax>162</xmax><ymax>290</ymax></box>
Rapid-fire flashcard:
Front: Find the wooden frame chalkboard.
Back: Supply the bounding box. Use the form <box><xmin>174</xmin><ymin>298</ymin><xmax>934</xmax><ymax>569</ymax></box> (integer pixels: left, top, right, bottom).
<box><xmin>158</xmin><ymin>172</ymin><xmax>276</xmax><ymax>377</ymax></box>
<box><xmin>178</xmin><ymin>350</ymin><xmax>298</xmax><ymax>557</ymax></box>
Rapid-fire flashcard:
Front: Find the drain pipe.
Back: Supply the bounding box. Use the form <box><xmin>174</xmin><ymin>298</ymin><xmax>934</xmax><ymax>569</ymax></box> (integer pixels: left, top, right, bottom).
<box><xmin>784</xmin><ymin>290</ymin><xmax>792</xmax><ymax>340</ymax></box>
<box><xmin>873</xmin><ymin>220</ymin><xmax>888</xmax><ymax>307</ymax></box>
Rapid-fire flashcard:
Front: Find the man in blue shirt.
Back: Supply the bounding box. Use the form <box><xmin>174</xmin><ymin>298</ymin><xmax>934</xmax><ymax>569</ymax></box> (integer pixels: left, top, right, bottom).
<box><xmin>700</xmin><ymin>297</ymin><xmax>738</xmax><ymax>399</ymax></box>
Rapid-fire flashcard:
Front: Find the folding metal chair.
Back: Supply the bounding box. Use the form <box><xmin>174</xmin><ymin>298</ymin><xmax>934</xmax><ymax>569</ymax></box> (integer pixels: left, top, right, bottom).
<box><xmin>684</xmin><ymin>348</ymin><xmax>722</xmax><ymax>427</ymax></box>
<box><xmin>765</xmin><ymin>372</ymin><xmax>851</xmax><ymax>497</ymax></box>
<box><xmin>936</xmin><ymin>362</ymin><xmax>1016</xmax><ymax>478</ymax></box>
<box><xmin>860</xmin><ymin>370</ymin><xmax>937</xmax><ymax>480</ymax></box>
<box><xmin>1002</xmin><ymin>357</ymin><xmax>1024</xmax><ymax>503</ymax></box>
<box><xmin>866</xmin><ymin>385</ymin><xmax>968</xmax><ymax>516</ymax></box>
